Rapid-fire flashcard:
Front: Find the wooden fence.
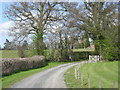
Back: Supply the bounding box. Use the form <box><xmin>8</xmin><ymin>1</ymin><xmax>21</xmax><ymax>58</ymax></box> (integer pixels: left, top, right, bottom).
<box><xmin>74</xmin><ymin>62</ymin><xmax>117</xmax><ymax>88</ymax></box>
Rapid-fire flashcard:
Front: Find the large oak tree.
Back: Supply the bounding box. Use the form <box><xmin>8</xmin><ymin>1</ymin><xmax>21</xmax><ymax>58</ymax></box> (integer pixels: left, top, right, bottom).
<box><xmin>5</xmin><ymin>2</ymin><xmax>65</xmax><ymax>55</ymax></box>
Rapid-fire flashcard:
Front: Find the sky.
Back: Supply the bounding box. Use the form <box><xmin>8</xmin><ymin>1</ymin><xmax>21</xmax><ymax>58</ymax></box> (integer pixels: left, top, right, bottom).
<box><xmin>0</xmin><ymin>2</ymin><xmax>13</xmax><ymax>48</ymax></box>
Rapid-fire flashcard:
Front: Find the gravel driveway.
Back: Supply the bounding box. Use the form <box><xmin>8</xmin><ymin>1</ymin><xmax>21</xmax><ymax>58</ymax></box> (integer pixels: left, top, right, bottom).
<box><xmin>10</xmin><ymin>62</ymin><xmax>82</xmax><ymax>88</ymax></box>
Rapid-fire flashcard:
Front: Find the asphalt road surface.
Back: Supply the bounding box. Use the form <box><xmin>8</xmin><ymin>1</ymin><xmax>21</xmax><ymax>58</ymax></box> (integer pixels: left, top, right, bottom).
<box><xmin>11</xmin><ymin>62</ymin><xmax>83</xmax><ymax>88</ymax></box>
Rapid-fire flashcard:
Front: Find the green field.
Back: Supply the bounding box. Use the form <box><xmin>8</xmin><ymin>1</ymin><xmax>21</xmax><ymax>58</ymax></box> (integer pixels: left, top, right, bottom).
<box><xmin>73</xmin><ymin>48</ymin><xmax>95</xmax><ymax>52</ymax></box>
<box><xmin>1</xmin><ymin>50</ymin><xmax>35</xmax><ymax>58</ymax></box>
<box><xmin>64</xmin><ymin>61</ymin><xmax>118</xmax><ymax>88</ymax></box>
<box><xmin>2</xmin><ymin>62</ymin><xmax>68</xmax><ymax>88</ymax></box>
<box><xmin>1</xmin><ymin>48</ymin><xmax>95</xmax><ymax>58</ymax></box>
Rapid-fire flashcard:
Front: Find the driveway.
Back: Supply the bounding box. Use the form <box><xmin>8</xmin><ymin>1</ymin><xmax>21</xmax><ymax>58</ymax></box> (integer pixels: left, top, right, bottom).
<box><xmin>11</xmin><ymin>62</ymin><xmax>82</xmax><ymax>88</ymax></box>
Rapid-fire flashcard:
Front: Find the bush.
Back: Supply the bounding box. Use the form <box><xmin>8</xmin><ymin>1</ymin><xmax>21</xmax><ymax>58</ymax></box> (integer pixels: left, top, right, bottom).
<box><xmin>85</xmin><ymin>39</ymin><xmax>90</xmax><ymax>48</ymax></box>
<box><xmin>2</xmin><ymin>55</ymin><xmax>45</xmax><ymax>76</ymax></box>
<box><xmin>17</xmin><ymin>45</ymin><xmax>25</xmax><ymax>58</ymax></box>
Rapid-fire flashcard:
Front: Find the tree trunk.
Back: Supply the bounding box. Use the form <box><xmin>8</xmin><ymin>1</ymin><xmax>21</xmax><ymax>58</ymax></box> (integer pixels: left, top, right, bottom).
<box><xmin>35</xmin><ymin>2</ymin><xmax>45</xmax><ymax>56</ymax></box>
<box><xmin>36</xmin><ymin>28</ymin><xmax>44</xmax><ymax>55</ymax></box>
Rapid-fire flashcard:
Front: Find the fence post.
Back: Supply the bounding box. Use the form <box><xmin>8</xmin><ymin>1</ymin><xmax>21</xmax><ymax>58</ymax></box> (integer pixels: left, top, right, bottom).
<box><xmin>74</xmin><ymin>67</ymin><xmax>77</xmax><ymax>79</ymax></box>
<box><xmin>114</xmin><ymin>80</ymin><xmax>116</xmax><ymax>88</ymax></box>
<box><xmin>80</xmin><ymin>72</ymin><xmax>83</xmax><ymax>86</ymax></box>
<box><xmin>74</xmin><ymin>67</ymin><xmax>76</xmax><ymax>79</ymax></box>
<box><xmin>88</xmin><ymin>73</ymin><xmax>90</xmax><ymax>88</ymax></box>
<box><xmin>99</xmin><ymin>78</ymin><xmax>102</xmax><ymax>88</ymax></box>
<box><xmin>76</xmin><ymin>67</ymin><xmax>78</xmax><ymax>80</ymax></box>
<box><xmin>77</xmin><ymin>69</ymin><xmax>80</xmax><ymax>80</ymax></box>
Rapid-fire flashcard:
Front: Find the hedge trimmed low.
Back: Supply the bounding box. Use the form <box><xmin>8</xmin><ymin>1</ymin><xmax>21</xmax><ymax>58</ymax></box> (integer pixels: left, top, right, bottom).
<box><xmin>2</xmin><ymin>55</ymin><xmax>45</xmax><ymax>76</ymax></box>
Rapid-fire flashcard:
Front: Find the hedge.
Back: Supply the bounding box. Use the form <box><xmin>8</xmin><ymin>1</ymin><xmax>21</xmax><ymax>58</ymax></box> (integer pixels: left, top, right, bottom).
<box><xmin>2</xmin><ymin>55</ymin><xmax>45</xmax><ymax>76</ymax></box>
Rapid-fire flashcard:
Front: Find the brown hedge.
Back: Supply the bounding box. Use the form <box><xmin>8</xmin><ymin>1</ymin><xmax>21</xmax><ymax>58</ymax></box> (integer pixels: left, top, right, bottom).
<box><xmin>2</xmin><ymin>55</ymin><xmax>45</xmax><ymax>76</ymax></box>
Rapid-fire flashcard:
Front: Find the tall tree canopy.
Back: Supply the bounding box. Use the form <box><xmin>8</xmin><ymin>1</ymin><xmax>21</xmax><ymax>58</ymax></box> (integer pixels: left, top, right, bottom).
<box><xmin>63</xmin><ymin>2</ymin><xmax>118</xmax><ymax>60</ymax></box>
<box><xmin>5</xmin><ymin>2</ymin><xmax>66</xmax><ymax>55</ymax></box>
<box><xmin>4</xmin><ymin>2</ymin><xmax>118</xmax><ymax>60</ymax></box>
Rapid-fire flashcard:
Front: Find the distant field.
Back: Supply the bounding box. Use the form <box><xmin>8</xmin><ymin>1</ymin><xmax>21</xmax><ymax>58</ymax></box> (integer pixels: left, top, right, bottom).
<box><xmin>64</xmin><ymin>61</ymin><xmax>118</xmax><ymax>88</ymax></box>
<box><xmin>73</xmin><ymin>48</ymin><xmax>95</xmax><ymax>52</ymax></box>
<box><xmin>1</xmin><ymin>50</ymin><xmax>35</xmax><ymax>58</ymax></box>
<box><xmin>1</xmin><ymin>48</ymin><xmax>94</xmax><ymax>58</ymax></box>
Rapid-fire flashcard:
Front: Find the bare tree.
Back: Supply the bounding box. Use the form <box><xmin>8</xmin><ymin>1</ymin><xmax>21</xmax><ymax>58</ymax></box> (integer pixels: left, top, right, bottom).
<box><xmin>5</xmin><ymin>2</ymin><xmax>66</xmax><ymax>55</ymax></box>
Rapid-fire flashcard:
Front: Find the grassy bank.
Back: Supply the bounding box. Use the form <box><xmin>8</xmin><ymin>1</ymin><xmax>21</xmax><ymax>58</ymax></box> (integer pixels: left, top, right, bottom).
<box><xmin>64</xmin><ymin>61</ymin><xmax>118</xmax><ymax>88</ymax></box>
<box><xmin>2</xmin><ymin>62</ymin><xmax>67</xmax><ymax>88</ymax></box>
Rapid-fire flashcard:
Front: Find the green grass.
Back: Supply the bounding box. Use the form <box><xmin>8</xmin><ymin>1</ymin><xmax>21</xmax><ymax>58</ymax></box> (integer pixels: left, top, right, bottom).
<box><xmin>1</xmin><ymin>50</ymin><xmax>19</xmax><ymax>58</ymax></box>
<box><xmin>1</xmin><ymin>48</ymin><xmax>95</xmax><ymax>58</ymax></box>
<box><xmin>2</xmin><ymin>62</ymin><xmax>67</xmax><ymax>88</ymax></box>
<box><xmin>64</xmin><ymin>61</ymin><xmax>118</xmax><ymax>88</ymax></box>
<box><xmin>1</xmin><ymin>50</ymin><xmax>35</xmax><ymax>58</ymax></box>
<box><xmin>73</xmin><ymin>48</ymin><xmax>95</xmax><ymax>52</ymax></box>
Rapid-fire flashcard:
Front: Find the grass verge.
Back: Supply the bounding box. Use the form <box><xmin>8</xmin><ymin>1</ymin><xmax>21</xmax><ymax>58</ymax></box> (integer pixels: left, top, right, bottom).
<box><xmin>64</xmin><ymin>61</ymin><xmax>118</xmax><ymax>88</ymax></box>
<box><xmin>2</xmin><ymin>62</ymin><xmax>67</xmax><ymax>88</ymax></box>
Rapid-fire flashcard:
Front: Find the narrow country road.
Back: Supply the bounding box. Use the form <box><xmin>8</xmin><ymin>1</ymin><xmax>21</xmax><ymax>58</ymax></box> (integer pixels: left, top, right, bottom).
<box><xmin>11</xmin><ymin>62</ymin><xmax>83</xmax><ymax>88</ymax></box>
